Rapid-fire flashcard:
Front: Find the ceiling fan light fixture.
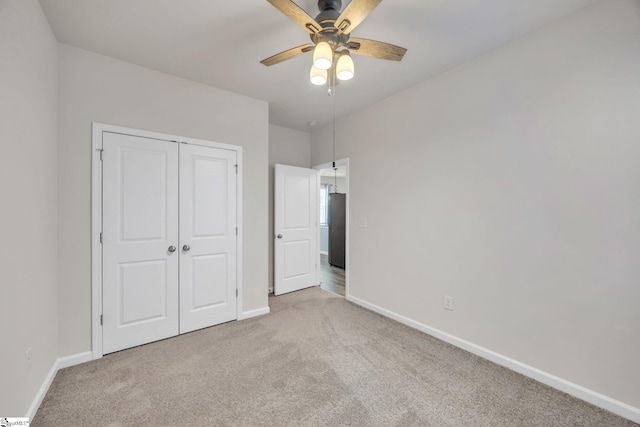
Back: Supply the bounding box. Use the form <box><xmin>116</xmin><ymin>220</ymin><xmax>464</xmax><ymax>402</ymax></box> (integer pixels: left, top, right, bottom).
<box><xmin>310</xmin><ymin>64</ymin><xmax>328</xmax><ymax>85</ymax></box>
<box><xmin>336</xmin><ymin>51</ymin><xmax>354</xmax><ymax>81</ymax></box>
<box><xmin>313</xmin><ymin>41</ymin><xmax>333</xmax><ymax>70</ymax></box>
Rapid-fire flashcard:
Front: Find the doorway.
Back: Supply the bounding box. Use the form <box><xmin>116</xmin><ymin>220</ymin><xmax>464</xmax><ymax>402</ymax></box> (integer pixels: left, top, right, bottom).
<box><xmin>315</xmin><ymin>159</ymin><xmax>349</xmax><ymax>297</ymax></box>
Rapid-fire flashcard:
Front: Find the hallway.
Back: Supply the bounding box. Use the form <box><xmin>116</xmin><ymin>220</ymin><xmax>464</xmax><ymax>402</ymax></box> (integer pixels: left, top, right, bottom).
<box><xmin>320</xmin><ymin>253</ymin><xmax>345</xmax><ymax>296</ymax></box>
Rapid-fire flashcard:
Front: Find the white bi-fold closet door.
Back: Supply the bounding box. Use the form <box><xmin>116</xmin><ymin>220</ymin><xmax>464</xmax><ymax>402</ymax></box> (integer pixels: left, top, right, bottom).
<box><xmin>102</xmin><ymin>131</ymin><xmax>237</xmax><ymax>354</ymax></box>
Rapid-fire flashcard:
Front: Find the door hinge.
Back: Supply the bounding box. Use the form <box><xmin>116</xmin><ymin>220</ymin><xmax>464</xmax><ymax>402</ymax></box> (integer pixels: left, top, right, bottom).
<box><xmin>100</xmin><ymin>314</ymin><xmax>103</xmax><ymax>326</ymax></box>
<box><xmin>234</xmin><ymin>164</ymin><xmax>238</xmax><ymax>174</ymax></box>
<box><xmin>99</xmin><ymin>232</ymin><xmax>103</xmax><ymax>244</ymax></box>
<box><xmin>99</xmin><ymin>149</ymin><xmax>104</xmax><ymax>161</ymax></box>
<box><xmin>236</xmin><ymin>289</ymin><xmax>238</xmax><ymax>297</ymax></box>
<box><xmin>236</xmin><ymin>227</ymin><xmax>238</xmax><ymax>236</ymax></box>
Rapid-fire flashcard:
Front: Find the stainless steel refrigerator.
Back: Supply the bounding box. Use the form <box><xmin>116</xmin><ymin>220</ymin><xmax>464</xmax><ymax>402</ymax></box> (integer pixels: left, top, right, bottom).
<box><xmin>329</xmin><ymin>193</ymin><xmax>346</xmax><ymax>269</ymax></box>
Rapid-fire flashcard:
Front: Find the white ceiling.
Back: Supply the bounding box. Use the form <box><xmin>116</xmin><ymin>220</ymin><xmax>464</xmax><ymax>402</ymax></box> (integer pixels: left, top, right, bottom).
<box><xmin>39</xmin><ymin>0</ymin><xmax>597</xmax><ymax>131</ymax></box>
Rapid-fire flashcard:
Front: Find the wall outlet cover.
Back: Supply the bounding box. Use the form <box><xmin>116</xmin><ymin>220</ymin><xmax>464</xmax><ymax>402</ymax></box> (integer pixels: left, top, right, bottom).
<box><xmin>444</xmin><ymin>296</ymin><xmax>454</xmax><ymax>311</ymax></box>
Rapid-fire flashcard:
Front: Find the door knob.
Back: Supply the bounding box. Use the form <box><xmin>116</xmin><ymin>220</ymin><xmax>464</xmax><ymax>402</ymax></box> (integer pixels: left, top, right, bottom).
<box><xmin>183</xmin><ymin>244</ymin><xmax>191</xmax><ymax>252</ymax></box>
<box><xmin>277</xmin><ymin>234</ymin><xmax>283</xmax><ymax>239</ymax></box>
<box><xmin>168</xmin><ymin>245</ymin><xmax>176</xmax><ymax>253</ymax></box>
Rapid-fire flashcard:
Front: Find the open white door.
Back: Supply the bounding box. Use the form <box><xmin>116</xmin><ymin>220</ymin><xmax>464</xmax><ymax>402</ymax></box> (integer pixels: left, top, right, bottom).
<box><xmin>274</xmin><ymin>164</ymin><xmax>318</xmax><ymax>295</ymax></box>
<box><xmin>102</xmin><ymin>132</ymin><xmax>180</xmax><ymax>354</ymax></box>
<box><xmin>179</xmin><ymin>144</ymin><xmax>237</xmax><ymax>333</ymax></box>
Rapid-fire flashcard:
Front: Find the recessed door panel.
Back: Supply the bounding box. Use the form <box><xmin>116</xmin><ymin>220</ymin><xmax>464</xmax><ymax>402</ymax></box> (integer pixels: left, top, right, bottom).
<box><xmin>192</xmin><ymin>254</ymin><xmax>227</xmax><ymax>309</ymax></box>
<box><xmin>102</xmin><ymin>132</ymin><xmax>179</xmax><ymax>354</ymax></box>
<box><xmin>120</xmin><ymin>148</ymin><xmax>168</xmax><ymax>241</ymax></box>
<box><xmin>194</xmin><ymin>157</ymin><xmax>227</xmax><ymax>237</ymax></box>
<box><xmin>284</xmin><ymin>240</ymin><xmax>310</xmax><ymax>279</ymax></box>
<box><xmin>284</xmin><ymin>175</ymin><xmax>311</xmax><ymax>229</ymax></box>
<box><xmin>119</xmin><ymin>260</ymin><xmax>167</xmax><ymax>325</ymax></box>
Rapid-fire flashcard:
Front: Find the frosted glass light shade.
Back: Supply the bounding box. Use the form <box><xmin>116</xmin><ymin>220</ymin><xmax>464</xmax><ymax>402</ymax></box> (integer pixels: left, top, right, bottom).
<box><xmin>310</xmin><ymin>65</ymin><xmax>328</xmax><ymax>85</ymax></box>
<box><xmin>336</xmin><ymin>51</ymin><xmax>354</xmax><ymax>81</ymax></box>
<box><xmin>313</xmin><ymin>41</ymin><xmax>333</xmax><ymax>70</ymax></box>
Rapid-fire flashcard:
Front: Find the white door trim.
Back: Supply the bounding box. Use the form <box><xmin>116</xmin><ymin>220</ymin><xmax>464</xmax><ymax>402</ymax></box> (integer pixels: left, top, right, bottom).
<box><xmin>313</xmin><ymin>158</ymin><xmax>349</xmax><ymax>298</ymax></box>
<box><xmin>91</xmin><ymin>122</ymin><xmax>243</xmax><ymax>360</ymax></box>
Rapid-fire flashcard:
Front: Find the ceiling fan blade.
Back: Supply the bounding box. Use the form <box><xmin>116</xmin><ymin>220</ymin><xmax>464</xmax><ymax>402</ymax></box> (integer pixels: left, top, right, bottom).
<box><xmin>347</xmin><ymin>38</ymin><xmax>407</xmax><ymax>61</ymax></box>
<box><xmin>260</xmin><ymin>44</ymin><xmax>315</xmax><ymax>66</ymax></box>
<box><xmin>334</xmin><ymin>0</ymin><xmax>383</xmax><ymax>35</ymax></box>
<box><xmin>267</xmin><ymin>0</ymin><xmax>322</xmax><ymax>34</ymax></box>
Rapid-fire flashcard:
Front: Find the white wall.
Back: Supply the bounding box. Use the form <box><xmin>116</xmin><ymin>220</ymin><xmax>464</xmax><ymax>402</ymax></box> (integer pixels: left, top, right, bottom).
<box><xmin>311</xmin><ymin>0</ymin><xmax>640</xmax><ymax>410</ymax></box>
<box><xmin>268</xmin><ymin>125</ymin><xmax>311</xmax><ymax>290</ymax></box>
<box><xmin>320</xmin><ymin>176</ymin><xmax>347</xmax><ymax>194</ymax></box>
<box><xmin>0</xmin><ymin>0</ymin><xmax>59</xmax><ymax>416</ymax></box>
<box><xmin>320</xmin><ymin>226</ymin><xmax>329</xmax><ymax>254</ymax></box>
<box><xmin>57</xmin><ymin>44</ymin><xmax>269</xmax><ymax>356</ymax></box>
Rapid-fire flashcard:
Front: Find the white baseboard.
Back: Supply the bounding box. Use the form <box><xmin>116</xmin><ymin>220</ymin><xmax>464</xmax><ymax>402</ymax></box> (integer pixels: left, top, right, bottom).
<box><xmin>26</xmin><ymin>360</ymin><xmax>57</xmax><ymax>420</ymax></box>
<box><xmin>346</xmin><ymin>295</ymin><xmax>640</xmax><ymax>424</ymax></box>
<box><xmin>26</xmin><ymin>351</ymin><xmax>93</xmax><ymax>420</ymax></box>
<box><xmin>238</xmin><ymin>306</ymin><xmax>270</xmax><ymax>320</ymax></box>
<box><xmin>57</xmin><ymin>351</ymin><xmax>93</xmax><ymax>370</ymax></box>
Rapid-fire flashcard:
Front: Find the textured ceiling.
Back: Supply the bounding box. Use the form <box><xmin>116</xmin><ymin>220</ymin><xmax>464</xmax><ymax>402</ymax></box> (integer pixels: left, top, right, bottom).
<box><xmin>39</xmin><ymin>0</ymin><xmax>597</xmax><ymax>131</ymax></box>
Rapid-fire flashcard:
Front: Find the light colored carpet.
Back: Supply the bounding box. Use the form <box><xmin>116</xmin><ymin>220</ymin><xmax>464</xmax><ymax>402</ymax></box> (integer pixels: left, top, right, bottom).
<box><xmin>33</xmin><ymin>287</ymin><xmax>636</xmax><ymax>426</ymax></box>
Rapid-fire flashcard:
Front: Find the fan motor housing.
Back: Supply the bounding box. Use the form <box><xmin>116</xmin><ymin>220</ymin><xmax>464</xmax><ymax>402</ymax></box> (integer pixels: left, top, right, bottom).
<box><xmin>316</xmin><ymin>0</ymin><xmax>342</xmax><ymax>27</ymax></box>
<box><xmin>318</xmin><ymin>0</ymin><xmax>342</xmax><ymax>11</ymax></box>
<box><xmin>312</xmin><ymin>0</ymin><xmax>349</xmax><ymax>47</ymax></box>
<box><xmin>315</xmin><ymin>9</ymin><xmax>340</xmax><ymax>26</ymax></box>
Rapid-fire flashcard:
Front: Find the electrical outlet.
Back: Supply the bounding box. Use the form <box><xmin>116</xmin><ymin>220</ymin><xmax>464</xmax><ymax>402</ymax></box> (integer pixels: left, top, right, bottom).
<box><xmin>444</xmin><ymin>296</ymin><xmax>454</xmax><ymax>311</ymax></box>
<box><xmin>25</xmin><ymin>347</ymin><xmax>32</xmax><ymax>372</ymax></box>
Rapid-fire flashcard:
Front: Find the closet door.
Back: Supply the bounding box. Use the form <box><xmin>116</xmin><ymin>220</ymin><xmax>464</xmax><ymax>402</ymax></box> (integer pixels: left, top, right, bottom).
<box><xmin>102</xmin><ymin>132</ymin><xmax>179</xmax><ymax>354</ymax></box>
<box><xmin>179</xmin><ymin>144</ymin><xmax>237</xmax><ymax>333</ymax></box>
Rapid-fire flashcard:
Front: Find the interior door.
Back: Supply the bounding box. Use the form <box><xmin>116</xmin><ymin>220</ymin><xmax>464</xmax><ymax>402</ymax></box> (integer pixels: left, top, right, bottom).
<box><xmin>179</xmin><ymin>144</ymin><xmax>237</xmax><ymax>333</ymax></box>
<box><xmin>102</xmin><ymin>132</ymin><xmax>179</xmax><ymax>354</ymax></box>
<box><xmin>274</xmin><ymin>164</ymin><xmax>318</xmax><ymax>295</ymax></box>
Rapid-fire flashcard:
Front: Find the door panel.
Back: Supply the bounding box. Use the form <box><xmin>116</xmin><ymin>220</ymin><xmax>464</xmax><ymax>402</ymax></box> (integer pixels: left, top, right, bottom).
<box><xmin>192</xmin><ymin>254</ymin><xmax>228</xmax><ymax>308</ymax></box>
<box><xmin>180</xmin><ymin>144</ymin><xmax>237</xmax><ymax>333</ymax></box>
<box><xmin>284</xmin><ymin>175</ymin><xmax>311</xmax><ymax>228</ymax></box>
<box><xmin>119</xmin><ymin>260</ymin><xmax>168</xmax><ymax>324</ymax></box>
<box><xmin>274</xmin><ymin>164</ymin><xmax>318</xmax><ymax>295</ymax></box>
<box><xmin>102</xmin><ymin>132</ymin><xmax>179</xmax><ymax>354</ymax></box>
<box><xmin>119</xmin><ymin>149</ymin><xmax>169</xmax><ymax>241</ymax></box>
<box><xmin>284</xmin><ymin>240</ymin><xmax>310</xmax><ymax>278</ymax></box>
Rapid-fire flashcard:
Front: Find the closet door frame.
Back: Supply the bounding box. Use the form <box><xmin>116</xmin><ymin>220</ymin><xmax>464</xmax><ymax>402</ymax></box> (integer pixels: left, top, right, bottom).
<box><xmin>91</xmin><ymin>122</ymin><xmax>243</xmax><ymax>360</ymax></box>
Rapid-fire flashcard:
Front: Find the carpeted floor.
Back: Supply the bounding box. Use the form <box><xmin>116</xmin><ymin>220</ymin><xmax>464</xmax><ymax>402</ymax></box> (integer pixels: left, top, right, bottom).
<box><xmin>33</xmin><ymin>287</ymin><xmax>636</xmax><ymax>426</ymax></box>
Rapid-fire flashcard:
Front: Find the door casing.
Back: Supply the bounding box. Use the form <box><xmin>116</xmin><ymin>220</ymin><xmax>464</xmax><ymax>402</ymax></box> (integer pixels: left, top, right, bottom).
<box><xmin>91</xmin><ymin>122</ymin><xmax>243</xmax><ymax>359</ymax></box>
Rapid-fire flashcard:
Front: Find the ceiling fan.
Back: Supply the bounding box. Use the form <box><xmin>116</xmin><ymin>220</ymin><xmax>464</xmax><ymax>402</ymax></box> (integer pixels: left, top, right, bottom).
<box><xmin>261</xmin><ymin>0</ymin><xmax>407</xmax><ymax>85</ymax></box>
